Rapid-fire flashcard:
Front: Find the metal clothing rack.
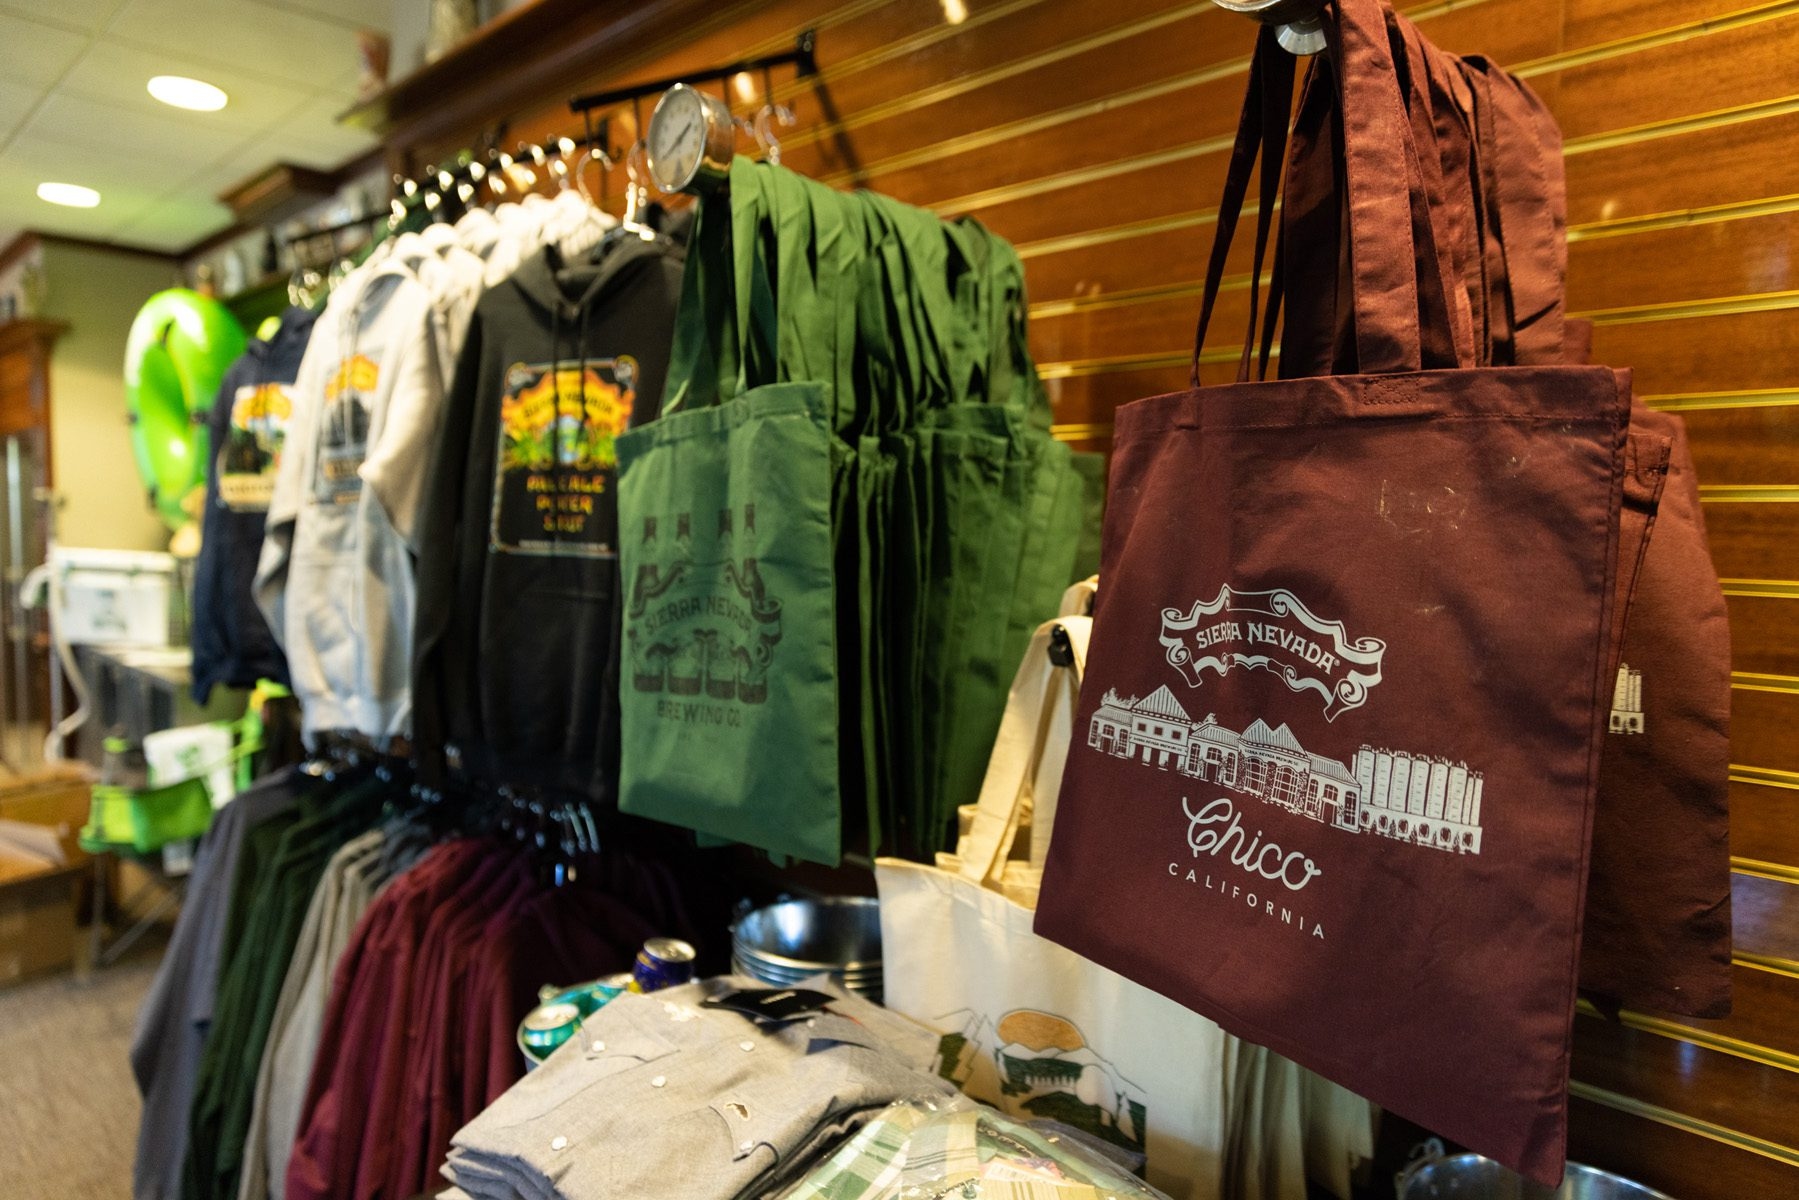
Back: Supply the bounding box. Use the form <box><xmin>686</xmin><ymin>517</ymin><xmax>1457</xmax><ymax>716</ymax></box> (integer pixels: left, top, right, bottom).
<box><xmin>282</xmin><ymin>210</ymin><xmax>383</xmax><ymax>251</ymax></box>
<box><xmin>404</xmin><ymin>131</ymin><xmax>606</xmax><ymax>211</ymax></box>
<box><xmin>567</xmin><ymin>29</ymin><xmax>818</xmax><ymax>117</ymax></box>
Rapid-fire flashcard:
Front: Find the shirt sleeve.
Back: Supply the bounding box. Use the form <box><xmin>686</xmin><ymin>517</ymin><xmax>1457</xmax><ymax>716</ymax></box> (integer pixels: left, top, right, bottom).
<box><xmin>359</xmin><ymin>297</ymin><xmax>446</xmax><ymax>552</ymax></box>
<box><xmin>254</xmin><ymin>334</ymin><xmax>324</xmax><ymax>644</ymax></box>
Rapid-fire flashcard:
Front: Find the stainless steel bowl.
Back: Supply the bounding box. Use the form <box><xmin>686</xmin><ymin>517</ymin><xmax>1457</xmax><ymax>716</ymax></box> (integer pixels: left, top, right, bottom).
<box><xmin>732</xmin><ymin>897</ymin><xmax>882</xmax><ymax>973</ymax></box>
<box><xmin>1398</xmin><ymin>1146</ymin><xmax>1676</xmax><ymax>1200</ymax></box>
<box><xmin>731</xmin><ymin>896</ymin><xmax>884</xmax><ymax>1001</ymax></box>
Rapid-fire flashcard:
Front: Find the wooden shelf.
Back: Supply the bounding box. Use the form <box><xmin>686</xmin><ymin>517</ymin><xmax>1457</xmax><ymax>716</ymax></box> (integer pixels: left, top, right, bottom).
<box><xmin>0</xmin><ymin>318</ymin><xmax>67</xmax><ymax>441</ymax></box>
<box><xmin>216</xmin><ymin>162</ymin><xmax>338</xmax><ymax>226</ymax></box>
<box><xmin>338</xmin><ymin>0</ymin><xmax>717</xmax><ymax>148</ymax></box>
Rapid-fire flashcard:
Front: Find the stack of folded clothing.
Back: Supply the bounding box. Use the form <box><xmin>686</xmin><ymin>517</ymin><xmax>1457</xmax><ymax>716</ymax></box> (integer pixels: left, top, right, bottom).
<box><xmin>441</xmin><ymin>978</ymin><xmax>956</xmax><ymax>1200</ymax></box>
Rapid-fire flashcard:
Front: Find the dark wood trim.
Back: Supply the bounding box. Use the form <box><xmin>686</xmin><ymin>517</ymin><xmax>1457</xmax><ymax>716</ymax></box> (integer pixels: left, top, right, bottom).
<box><xmin>215</xmin><ymin>161</ymin><xmax>338</xmax><ymax>225</ymax></box>
<box><xmin>174</xmin><ymin>144</ymin><xmax>394</xmax><ymax>262</ymax></box>
<box><xmin>0</xmin><ymin>231</ymin><xmax>41</xmax><ymax>278</ymax></box>
<box><xmin>30</xmin><ymin>233</ymin><xmax>176</xmax><ymax>266</ymax></box>
<box><xmin>3</xmin><ymin>229</ymin><xmax>173</xmax><ymax>270</ymax></box>
<box><xmin>0</xmin><ymin>318</ymin><xmax>69</xmax><ymax>357</ymax></box>
<box><xmin>343</xmin><ymin>0</ymin><xmax>726</xmax><ymax>152</ymax></box>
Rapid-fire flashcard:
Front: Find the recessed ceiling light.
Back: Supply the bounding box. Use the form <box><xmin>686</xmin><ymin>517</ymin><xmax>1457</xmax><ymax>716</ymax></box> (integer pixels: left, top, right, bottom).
<box><xmin>147</xmin><ymin>75</ymin><xmax>228</xmax><ymax>112</ymax></box>
<box><xmin>37</xmin><ymin>182</ymin><xmax>100</xmax><ymax>208</ymax></box>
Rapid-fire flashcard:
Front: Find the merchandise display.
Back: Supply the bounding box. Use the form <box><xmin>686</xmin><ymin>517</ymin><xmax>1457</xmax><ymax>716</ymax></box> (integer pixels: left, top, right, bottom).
<box><xmin>23</xmin><ymin>0</ymin><xmax>1764</xmax><ymax>1198</ymax></box>
<box><xmin>878</xmin><ymin>581</ymin><xmax>1374</xmax><ymax>1200</ymax></box>
<box><xmin>442</xmin><ymin>978</ymin><xmax>953</xmax><ymax>1200</ymax></box>
<box><xmin>1035</xmin><ymin>0</ymin><xmax>1732</xmax><ymax>1189</ymax></box>
<box><xmin>411</xmin><ymin>208</ymin><xmax>683</xmax><ymax>795</ymax></box>
<box><xmin>131</xmin><ymin>754</ymin><xmax>723</xmax><ymax>1200</ymax></box>
<box><xmin>617</xmin><ymin>156</ymin><xmax>1099</xmax><ymax>865</ymax></box>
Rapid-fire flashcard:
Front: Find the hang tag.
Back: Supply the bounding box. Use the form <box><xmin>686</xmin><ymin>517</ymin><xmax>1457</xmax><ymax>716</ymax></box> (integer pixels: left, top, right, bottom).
<box><xmin>702</xmin><ymin>987</ymin><xmax>834</xmax><ymax>1023</ymax></box>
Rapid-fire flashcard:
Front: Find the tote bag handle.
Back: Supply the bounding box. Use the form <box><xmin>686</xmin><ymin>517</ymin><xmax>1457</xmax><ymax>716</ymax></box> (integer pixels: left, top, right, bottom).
<box><xmin>662</xmin><ymin>158</ymin><xmax>780</xmax><ymax>415</ymax></box>
<box><xmin>1193</xmin><ymin>0</ymin><xmax>1462</xmax><ymax>380</ymax></box>
<box><xmin>953</xmin><ymin>578</ymin><xmax>1096</xmax><ymax>888</ymax></box>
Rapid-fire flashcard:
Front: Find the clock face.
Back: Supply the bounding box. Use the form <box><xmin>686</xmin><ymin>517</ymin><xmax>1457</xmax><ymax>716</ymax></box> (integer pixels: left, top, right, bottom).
<box><xmin>649</xmin><ymin>85</ymin><xmax>707</xmax><ymax>193</ymax></box>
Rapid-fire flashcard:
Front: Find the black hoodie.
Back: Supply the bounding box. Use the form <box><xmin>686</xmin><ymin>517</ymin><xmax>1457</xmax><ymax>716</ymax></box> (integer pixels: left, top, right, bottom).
<box><xmin>412</xmin><ymin>232</ymin><xmax>686</xmax><ymax>794</ymax></box>
<box><xmin>191</xmin><ymin>306</ymin><xmax>316</xmax><ymax>702</ymax></box>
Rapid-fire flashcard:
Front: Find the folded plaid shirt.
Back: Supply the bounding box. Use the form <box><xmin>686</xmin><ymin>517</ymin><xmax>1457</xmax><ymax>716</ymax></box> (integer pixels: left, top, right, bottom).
<box><xmin>778</xmin><ymin>1101</ymin><xmax>1169</xmax><ymax>1200</ymax></box>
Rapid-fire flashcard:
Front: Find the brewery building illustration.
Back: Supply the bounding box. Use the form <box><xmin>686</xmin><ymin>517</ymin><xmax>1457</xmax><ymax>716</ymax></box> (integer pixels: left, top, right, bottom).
<box><xmin>1089</xmin><ymin>686</ymin><xmax>1485</xmax><ymax>855</ymax></box>
<box><xmin>1610</xmin><ymin>664</ymin><xmax>1645</xmax><ymax>734</ymax></box>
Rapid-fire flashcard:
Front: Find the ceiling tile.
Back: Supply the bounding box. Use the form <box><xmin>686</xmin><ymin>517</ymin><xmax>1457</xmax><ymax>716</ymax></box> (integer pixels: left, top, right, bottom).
<box><xmin>0</xmin><ymin>164</ymin><xmax>164</xmax><ymax>247</ymax></box>
<box><xmin>2</xmin><ymin>129</ymin><xmax>197</xmax><ymax>197</ymax></box>
<box><xmin>257</xmin><ymin>91</ymin><xmax>378</xmax><ymax>167</ymax></box>
<box><xmin>106</xmin><ymin>0</ymin><xmax>363</xmax><ymax>93</ymax></box>
<box><xmin>248</xmin><ymin>0</ymin><xmax>378</xmax><ymax>28</ymax></box>
<box><xmin>22</xmin><ymin>92</ymin><xmax>261</xmax><ymax>169</ymax></box>
<box><xmin>0</xmin><ymin>0</ymin><xmax>128</xmax><ymax>35</ymax></box>
<box><xmin>109</xmin><ymin>196</ymin><xmax>234</xmax><ymax>248</ymax></box>
<box><xmin>0</xmin><ymin>11</ymin><xmax>91</xmax><ymax>88</ymax></box>
<box><xmin>0</xmin><ymin>78</ymin><xmax>42</xmax><ymax>139</ymax></box>
<box><xmin>59</xmin><ymin>38</ymin><xmax>315</xmax><ymax>133</ymax></box>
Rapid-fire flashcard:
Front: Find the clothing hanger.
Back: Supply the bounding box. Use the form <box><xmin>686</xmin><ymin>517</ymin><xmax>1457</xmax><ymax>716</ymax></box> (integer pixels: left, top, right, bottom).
<box><xmin>746</xmin><ymin>66</ymin><xmax>796</xmax><ymax>165</ymax></box>
<box><xmin>587</xmin><ymin>138</ymin><xmax>664</xmax><ymax>264</ymax></box>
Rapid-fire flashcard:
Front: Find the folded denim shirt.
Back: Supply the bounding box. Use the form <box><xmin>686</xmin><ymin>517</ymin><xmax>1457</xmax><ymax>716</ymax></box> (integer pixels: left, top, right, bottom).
<box><xmin>444</xmin><ymin>977</ymin><xmax>954</xmax><ymax>1200</ymax></box>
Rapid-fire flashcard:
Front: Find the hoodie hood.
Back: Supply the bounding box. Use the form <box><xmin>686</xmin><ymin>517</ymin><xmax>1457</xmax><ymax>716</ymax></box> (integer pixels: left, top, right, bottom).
<box><xmin>509</xmin><ymin>232</ymin><xmax>672</xmax><ymax>318</ymax></box>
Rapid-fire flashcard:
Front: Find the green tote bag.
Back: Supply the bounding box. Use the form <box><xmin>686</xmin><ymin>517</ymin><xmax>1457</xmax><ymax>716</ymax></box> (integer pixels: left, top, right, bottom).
<box><xmin>616</xmin><ymin>161</ymin><xmax>844</xmax><ymax>865</ymax></box>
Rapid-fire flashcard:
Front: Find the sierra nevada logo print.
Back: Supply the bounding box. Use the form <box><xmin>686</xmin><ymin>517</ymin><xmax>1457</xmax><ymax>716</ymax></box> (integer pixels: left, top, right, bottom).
<box><xmin>218</xmin><ymin>382</ymin><xmax>292</xmax><ymax>512</ymax></box>
<box><xmin>314</xmin><ymin>354</ymin><xmax>376</xmax><ymax>505</ymax></box>
<box><xmin>1090</xmin><ymin>689</ymin><xmax>1486</xmax><ymax>857</ymax></box>
<box><xmin>490</xmin><ymin>358</ymin><xmax>636</xmax><ymax>556</ymax></box>
<box><xmin>625</xmin><ymin>506</ymin><xmax>783</xmax><ymax>724</ymax></box>
<box><xmin>1159</xmin><ymin>586</ymin><xmax>1386</xmax><ymax>720</ymax></box>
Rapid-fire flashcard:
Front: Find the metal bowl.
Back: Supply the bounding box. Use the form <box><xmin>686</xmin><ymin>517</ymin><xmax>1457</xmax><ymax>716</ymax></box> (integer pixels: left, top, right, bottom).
<box><xmin>730</xmin><ymin>954</ymin><xmax>883</xmax><ymax>980</ymax></box>
<box><xmin>731</xmin><ymin>956</ymin><xmax>883</xmax><ymax>1002</ymax></box>
<box><xmin>732</xmin><ymin>896</ymin><xmax>883</xmax><ymax>973</ymax></box>
<box><xmin>1398</xmin><ymin>1148</ymin><xmax>1676</xmax><ymax>1200</ymax></box>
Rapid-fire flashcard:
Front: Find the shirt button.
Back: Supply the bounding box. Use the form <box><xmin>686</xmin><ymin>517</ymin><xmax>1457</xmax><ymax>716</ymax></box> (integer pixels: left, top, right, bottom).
<box><xmin>739</xmin><ymin>1040</ymin><xmax>755</xmax><ymax>1052</ymax></box>
<box><xmin>651</xmin><ymin>1075</ymin><xmax>667</xmax><ymax>1088</ymax></box>
<box><xmin>551</xmin><ymin>1136</ymin><xmax>568</xmax><ymax>1151</ymax></box>
<box><xmin>591</xmin><ymin>1040</ymin><xmax>605</xmax><ymax>1052</ymax></box>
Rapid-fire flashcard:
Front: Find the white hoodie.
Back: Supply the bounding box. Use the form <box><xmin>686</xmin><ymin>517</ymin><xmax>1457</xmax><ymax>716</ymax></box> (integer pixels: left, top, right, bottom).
<box><xmin>255</xmin><ymin>248</ymin><xmax>463</xmax><ymax>743</ymax></box>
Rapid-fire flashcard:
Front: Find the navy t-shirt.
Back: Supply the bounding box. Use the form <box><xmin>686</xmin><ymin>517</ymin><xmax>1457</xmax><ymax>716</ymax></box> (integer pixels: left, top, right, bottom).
<box><xmin>191</xmin><ymin>307</ymin><xmax>317</xmax><ymax>702</ymax></box>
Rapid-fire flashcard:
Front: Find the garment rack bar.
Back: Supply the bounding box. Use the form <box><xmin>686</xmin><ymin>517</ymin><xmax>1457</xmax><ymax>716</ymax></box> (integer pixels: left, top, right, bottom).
<box><xmin>282</xmin><ymin>211</ymin><xmax>382</xmax><ymax>248</ymax></box>
<box><xmin>568</xmin><ymin>30</ymin><xmax>817</xmax><ymax>115</ymax></box>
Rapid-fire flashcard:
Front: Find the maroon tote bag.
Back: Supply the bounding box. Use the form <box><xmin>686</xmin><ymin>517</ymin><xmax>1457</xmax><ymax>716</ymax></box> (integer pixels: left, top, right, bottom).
<box><xmin>1282</xmin><ymin>0</ymin><xmax>1734</xmax><ymax>1020</ymax></box>
<box><xmin>1033</xmin><ymin>4</ymin><xmax>1629</xmax><ymax>1185</ymax></box>
<box><xmin>1436</xmin><ymin>39</ymin><xmax>1736</xmax><ymax>1017</ymax></box>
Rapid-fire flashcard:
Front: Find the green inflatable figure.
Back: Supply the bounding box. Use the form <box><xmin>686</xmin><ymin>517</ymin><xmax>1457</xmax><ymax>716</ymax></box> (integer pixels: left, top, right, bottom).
<box><xmin>123</xmin><ymin>289</ymin><xmax>248</xmax><ymax>530</ymax></box>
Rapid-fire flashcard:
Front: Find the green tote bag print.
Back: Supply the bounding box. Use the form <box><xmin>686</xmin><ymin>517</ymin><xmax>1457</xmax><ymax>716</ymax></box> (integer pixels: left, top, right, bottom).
<box><xmin>616</xmin><ymin>163</ymin><xmax>844</xmax><ymax>864</ymax></box>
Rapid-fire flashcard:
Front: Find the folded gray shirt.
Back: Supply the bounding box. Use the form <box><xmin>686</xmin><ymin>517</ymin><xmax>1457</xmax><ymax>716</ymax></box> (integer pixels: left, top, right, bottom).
<box><xmin>445</xmin><ymin>977</ymin><xmax>952</xmax><ymax>1200</ymax></box>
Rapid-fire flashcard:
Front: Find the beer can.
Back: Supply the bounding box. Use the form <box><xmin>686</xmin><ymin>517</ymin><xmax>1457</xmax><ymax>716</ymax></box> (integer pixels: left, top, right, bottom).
<box><xmin>518</xmin><ymin>1001</ymin><xmax>582</xmax><ymax>1066</ymax></box>
<box><xmin>589</xmin><ymin>971</ymin><xmax>634</xmax><ymax>1007</ymax></box>
<box><xmin>630</xmin><ymin>937</ymin><xmax>697</xmax><ymax>993</ymax></box>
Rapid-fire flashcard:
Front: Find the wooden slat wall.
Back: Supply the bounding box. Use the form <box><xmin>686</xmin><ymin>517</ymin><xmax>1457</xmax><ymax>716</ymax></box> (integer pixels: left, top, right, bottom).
<box><xmin>393</xmin><ymin>1</ymin><xmax>1799</xmax><ymax>1193</ymax></box>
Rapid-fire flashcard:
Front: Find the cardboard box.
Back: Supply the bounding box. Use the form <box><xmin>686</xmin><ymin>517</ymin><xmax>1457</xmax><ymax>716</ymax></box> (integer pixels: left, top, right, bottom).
<box><xmin>0</xmin><ymin>849</ymin><xmax>80</xmax><ymax>986</ymax></box>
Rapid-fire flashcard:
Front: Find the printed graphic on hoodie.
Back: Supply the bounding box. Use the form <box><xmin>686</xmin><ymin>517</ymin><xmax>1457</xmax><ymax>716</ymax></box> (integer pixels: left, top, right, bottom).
<box><xmin>217</xmin><ymin>382</ymin><xmax>292</xmax><ymax>512</ymax></box>
<box><xmin>490</xmin><ymin>357</ymin><xmax>637</xmax><ymax>555</ymax></box>
<box><xmin>315</xmin><ymin>354</ymin><xmax>376</xmax><ymax>505</ymax></box>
